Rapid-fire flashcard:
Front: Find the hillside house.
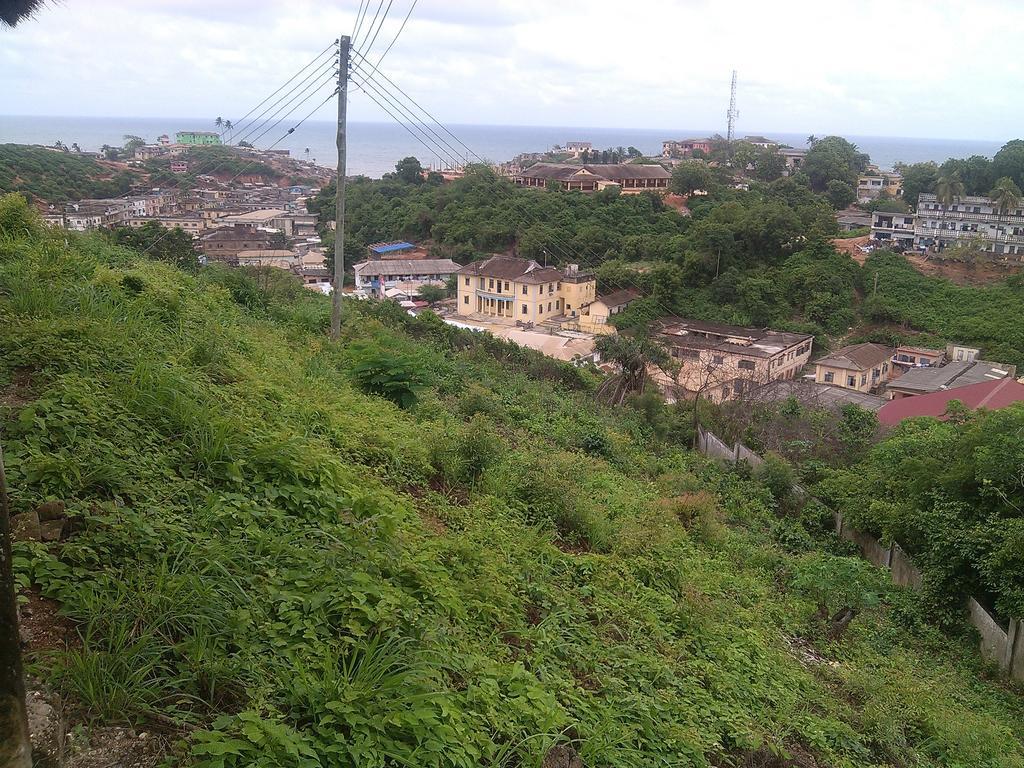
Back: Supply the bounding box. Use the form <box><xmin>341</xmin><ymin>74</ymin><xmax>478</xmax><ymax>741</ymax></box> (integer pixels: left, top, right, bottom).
<box><xmin>652</xmin><ymin>318</ymin><xmax>814</xmax><ymax>403</ymax></box>
<box><xmin>199</xmin><ymin>226</ymin><xmax>274</xmax><ymax>262</ymax></box>
<box><xmin>515</xmin><ymin>163</ymin><xmax>671</xmax><ymax>194</ymax></box>
<box><xmin>813</xmin><ymin>343</ymin><xmax>892</xmax><ymax>393</ymax></box>
<box><xmin>878</xmin><ymin>377</ymin><xmax>1024</xmax><ymax>426</ymax></box>
<box><xmin>354</xmin><ymin>258</ymin><xmax>460</xmax><ymax>298</ymax></box>
<box><xmin>890</xmin><ymin>346</ymin><xmax>945</xmax><ymax>379</ymax></box>
<box><xmin>886</xmin><ymin>359</ymin><xmax>1015</xmax><ymax>400</ymax></box>
<box><xmin>456</xmin><ymin>256</ymin><xmax>595</xmax><ymax>324</ymax></box>
<box><xmin>585</xmin><ymin>289</ymin><xmax>641</xmax><ymax>324</ymax></box>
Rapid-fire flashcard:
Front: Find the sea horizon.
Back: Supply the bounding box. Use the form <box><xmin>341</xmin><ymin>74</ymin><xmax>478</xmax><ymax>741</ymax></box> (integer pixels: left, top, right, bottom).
<box><xmin>0</xmin><ymin>114</ymin><xmax>1009</xmax><ymax>179</ymax></box>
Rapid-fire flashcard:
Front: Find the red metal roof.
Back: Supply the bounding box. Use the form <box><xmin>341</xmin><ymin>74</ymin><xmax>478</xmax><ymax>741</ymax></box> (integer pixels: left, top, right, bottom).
<box><xmin>878</xmin><ymin>378</ymin><xmax>1024</xmax><ymax>426</ymax></box>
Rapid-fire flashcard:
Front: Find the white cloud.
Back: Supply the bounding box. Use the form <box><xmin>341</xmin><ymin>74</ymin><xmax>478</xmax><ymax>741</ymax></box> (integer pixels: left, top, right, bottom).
<box><xmin>0</xmin><ymin>0</ymin><xmax>1020</xmax><ymax>140</ymax></box>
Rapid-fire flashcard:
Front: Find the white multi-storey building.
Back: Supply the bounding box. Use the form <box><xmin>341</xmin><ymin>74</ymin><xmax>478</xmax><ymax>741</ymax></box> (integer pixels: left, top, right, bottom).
<box><xmin>914</xmin><ymin>192</ymin><xmax>1024</xmax><ymax>258</ymax></box>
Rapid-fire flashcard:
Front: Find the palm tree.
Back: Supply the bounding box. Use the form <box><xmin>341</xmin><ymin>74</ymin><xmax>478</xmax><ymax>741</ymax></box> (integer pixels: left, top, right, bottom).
<box><xmin>1</xmin><ymin>0</ymin><xmax>49</xmax><ymax>27</ymax></box>
<box><xmin>594</xmin><ymin>334</ymin><xmax>671</xmax><ymax>406</ymax></box>
<box><xmin>215</xmin><ymin>116</ymin><xmax>224</xmax><ymax>131</ymax></box>
<box><xmin>224</xmin><ymin>120</ymin><xmax>233</xmax><ymax>141</ymax></box>
<box><xmin>988</xmin><ymin>176</ymin><xmax>1022</xmax><ymax>215</ymax></box>
<box><xmin>71</xmin><ymin>142</ymin><xmax>80</xmax><ymax>153</ymax></box>
<box><xmin>304</xmin><ymin>147</ymin><xmax>310</xmax><ymax>162</ymax></box>
<box><xmin>935</xmin><ymin>171</ymin><xmax>965</xmax><ymax>206</ymax></box>
<box><xmin>806</xmin><ymin>135</ymin><xmax>818</xmax><ymax>147</ymax></box>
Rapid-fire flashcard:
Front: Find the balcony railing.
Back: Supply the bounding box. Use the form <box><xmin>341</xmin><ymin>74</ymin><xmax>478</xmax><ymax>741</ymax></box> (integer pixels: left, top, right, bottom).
<box><xmin>918</xmin><ymin>210</ymin><xmax>1024</xmax><ymax>225</ymax></box>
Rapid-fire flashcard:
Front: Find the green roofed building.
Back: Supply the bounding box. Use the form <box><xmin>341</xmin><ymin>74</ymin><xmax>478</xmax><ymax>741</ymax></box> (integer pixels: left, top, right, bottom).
<box><xmin>175</xmin><ymin>130</ymin><xmax>221</xmax><ymax>146</ymax></box>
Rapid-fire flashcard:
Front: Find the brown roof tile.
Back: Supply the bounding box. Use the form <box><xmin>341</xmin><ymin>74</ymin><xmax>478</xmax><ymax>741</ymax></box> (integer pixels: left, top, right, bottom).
<box><xmin>457</xmin><ymin>256</ymin><xmax>565</xmax><ymax>285</ymax></box>
<box><xmin>813</xmin><ymin>342</ymin><xmax>892</xmax><ymax>371</ymax></box>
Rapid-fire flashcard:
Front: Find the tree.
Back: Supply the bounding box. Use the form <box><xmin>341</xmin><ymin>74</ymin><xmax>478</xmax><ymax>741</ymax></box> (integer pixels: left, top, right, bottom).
<box><xmin>806</xmin><ymin>135</ymin><xmax>818</xmax><ymax>147</ymax></box>
<box><xmin>935</xmin><ymin>171</ymin><xmax>965</xmax><ymax>206</ymax></box>
<box><xmin>897</xmin><ymin>161</ymin><xmax>939</xmax><ymax>208</ymax></box>
<box><xmin>70</xmin><ymin>142</ymin><xmax>80</xmax><ymax>153</ymax></box>
<box><xmin>594</xmin><ymin>334</ymin><xmax>671</xmax><ymax>406</ymax></box>
<box><xmin>825</xmin><ymin>179</ymin><xmax>856</xmax><ymax>210</ymax></box>
<box><xmin>939</xmin><ymin>155</ymin><xmax>994</xmax><ymax>196</ymax></box>
<box><xmin>224</xmin><ymin>120</ymin><xmax>233</xmax><ymax>138</ymax></box>
<box><xmin>670</xmin><ymin>160</ymin><xmax>713</xmax><ymax>197</ymax></box>
<box><xmin>752</xmin><ymin>148</ymin><xmax>786</xmax><ymax>182</ymax></box>
<box><xmin>0</xmin><ymin>437</ymin><xmax>31</xmax><ymax>767</ymax></box>
<box><xmin>112</xmin><ymin>222</ymin><xmax>200</xmax><ymax>272</ymax></box>
<box><xmin>801</xmin><ymin>136</ymin><xmax>869</xmax><ymax>192</ymax></box>
<box><xmin>791</xmin><ymin>554</ymin><xmax>883</xmax><ymax>640</ymax></box>
<box><xmin>417</xmin><ymin>284</ymin><xmax>446</xmax><ymax>305</ymax></box>
<box><xmin>988</xmin><ymin>176</ymin><xmax>1022</xmax><ymax>214</ymax></box>
<box><xmin>389</xmin><ymin>156</ymin><xmax>424</xmax><ymax>185</ymax></box>
<box><xmin>993</xmin><ymin>139</ymin><xmax>1024</xmax><ymax>191</ymax></box>
<box><xmin>122</xmin><ymin>134</ymin><xmax>145</xmax><ymax>154</ymax></box>
<box><xmin>215</xmin><ymin>116</ymin><xmax>224</xmax><ymax>131</ymax></box>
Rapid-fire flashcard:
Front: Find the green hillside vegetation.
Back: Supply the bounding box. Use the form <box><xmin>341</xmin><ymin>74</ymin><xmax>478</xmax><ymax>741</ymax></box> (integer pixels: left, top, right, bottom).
<box><xmin>817</xmin><ymin>405</ymin><xmax>1024</xmax><ymax>624</ymax></box>
<box><xmin>2</xmin><ymin>193</ymin><xmax>1023</xmax><ymax>766</ymax></box>
<box><xmin>0</xmin><ymin>144</ymin><xmax>143</xmax><ymax>203</ymax></box>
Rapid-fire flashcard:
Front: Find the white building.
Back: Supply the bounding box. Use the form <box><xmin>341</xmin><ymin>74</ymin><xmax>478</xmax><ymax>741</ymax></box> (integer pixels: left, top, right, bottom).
<box><xmin>915</xmin><ymin>192</ymin><xmax>1024</xmax><ymax>258</ymax></box>
<box><xmin>870</xmin><ymin>211</ymin><xmax>916</xmax><ymax>249</ymax></box>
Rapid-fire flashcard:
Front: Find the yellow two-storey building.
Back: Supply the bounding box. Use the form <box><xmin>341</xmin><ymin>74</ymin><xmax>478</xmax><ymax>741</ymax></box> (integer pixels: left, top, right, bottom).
<box><xmin>456</xmin><ymin>256</ymin><xmax>596</xmax><ymax>325</ymax></box>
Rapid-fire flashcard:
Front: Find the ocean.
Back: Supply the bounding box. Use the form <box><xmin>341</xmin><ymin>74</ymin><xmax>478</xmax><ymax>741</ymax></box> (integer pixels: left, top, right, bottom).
<box><xmin>0</xmin><ymin>114</ymin><xmax>1008</xmax><ymax>180</ymax></box>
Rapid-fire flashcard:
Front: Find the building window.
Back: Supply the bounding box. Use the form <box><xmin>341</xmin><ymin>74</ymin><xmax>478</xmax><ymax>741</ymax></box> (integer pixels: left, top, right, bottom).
<box><xmin>847</xmin><ymin>375</ymin><xmax>856</xmax><ymax>387</ymax></box>
<box><xmin>464</xmin><ymin>295</ymin><xmax>469</xmax><ymax>304</ymax></box>
<box><xmin>464</xmin><ymin>277</ymin><xmax>470</xmax><ymax>285</ymax></box>
<box><xmin>566</xmin><ymin>303</ymin><xmax>571</xmax><ymax>310</ymax></box>
<box><xmin>548</xmin><ymin>283</ymin><xmax>554</xmax><ymax>293</ymax></box>
<box><xmin>713</xmin><ymin>355</ymin><xmax>724</xmax><ymax>364</ymax></box>
<box><xmin>824</xmin><ymin>371</ymin><xmax>834</xmax><ymax>383</ymax></box>
<box><xmin>522</xmin><ymin>285</ymin><xmax>527</xmax><ymax>295</ymax></box>
<box><xmin>522</xmin><ymin>304</ymin><xmax>527</xmax><ymax>314</ymax></box>
<box><xmin>489</xmin><ymin>279</ymin><xmax>494</xmax><ymax>289</ymax></box>
<box><xmin>738</xmin><ymin>360</ymin><xmax>755</xmax><ymax>370</ymax></box>
<box><xmin>860</xmin><ymin>374</ymin><xmax>867</xmax><ymax>385</ymax></box>
<box><xmin>505</xmin><ymin>281</ymin><xmax>511</xmax><ymax>291</ymax></box>
<box><xmin>547</xmin><ymin>302</ymin><xmax>552</xmax><ymax>311</ymax></box>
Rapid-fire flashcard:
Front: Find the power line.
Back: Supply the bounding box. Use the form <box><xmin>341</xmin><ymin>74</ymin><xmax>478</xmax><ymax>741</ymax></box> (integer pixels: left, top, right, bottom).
<box><xmin>352</xmin><ymin>0</ymin><xmax>417</xmax><ymax>82</ymax></box>
<box><xmin>353</xmin><ymin>0</ymin><xmax>385</xmax><ymax>50</ymax></box>
<box><xmin>349</xmin><ymin>72</ymin><xmax>462</xmax><ymax>167</ymax></box>
<box><xmin>351</xmin><ymin>0</ymin><xmax>370</xmax><ymax>41</ymax></box>
<box><xmin>231</xmin><ymin>56</ymin><xmax>339</xmax><ymax>146</ymax></box>
<box><xmin>245</xmin><ymin>66</ymin><xmax>339</xmax><ymax>146</ymax></box>
<box><xmin>225</xmin><ymin>41</ymin><xmax>338</xmax><ymax>140</ymax></box>
<box><xmin>355</xmin><ymin>0</ymin><xmax>395</xmax><ymax>59</ymax></box>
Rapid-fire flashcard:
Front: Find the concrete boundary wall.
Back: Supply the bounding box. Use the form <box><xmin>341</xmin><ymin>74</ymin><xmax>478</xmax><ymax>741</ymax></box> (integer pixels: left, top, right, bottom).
<box><xmin>697</xmin><ymin>424</ymin><xmax>1024</xmax><ymax>682</ymax></box>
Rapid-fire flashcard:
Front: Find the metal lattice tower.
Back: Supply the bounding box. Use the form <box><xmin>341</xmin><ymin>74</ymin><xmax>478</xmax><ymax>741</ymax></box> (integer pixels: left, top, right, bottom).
<box><xmin>726</xmin><ymin>70</ymin><xmax>739</xmax><ymax>143</ymax></box>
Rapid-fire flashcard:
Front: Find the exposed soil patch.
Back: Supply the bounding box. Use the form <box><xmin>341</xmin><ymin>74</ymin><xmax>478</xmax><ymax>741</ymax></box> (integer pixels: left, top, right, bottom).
<box><xmin>832</xmin><ymin>235</ymin><xmax>871</xmax><ymax>263</ymax></box>
<box><xmin>66</xmin><ymin>726</ymin><xmax>171</xmax><ymax>768</ymax></box>
<box><xmin>1</xmin><ymin>367</ymin><xmax>35</xmax><ymax>408</ymax></box>
<box><xmin>19</xmin><ymin>589</ymin><xmax>79</xmax><ymax>655</ymax></box>
<box><xmin>902</xmin><ymin>251</ymin><xmax>1023</xmax><ymax>285</ymax></box>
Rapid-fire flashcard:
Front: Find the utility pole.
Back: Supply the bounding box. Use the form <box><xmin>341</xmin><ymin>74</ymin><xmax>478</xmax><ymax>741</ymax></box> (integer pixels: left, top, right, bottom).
<box><xmin>330</xmin><ymin>35</ymin><xmax>350</xmax><ymax>341</ymax></box>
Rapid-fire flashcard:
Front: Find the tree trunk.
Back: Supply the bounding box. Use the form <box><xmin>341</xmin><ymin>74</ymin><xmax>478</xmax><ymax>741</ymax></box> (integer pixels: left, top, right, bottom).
<box><xmin>0</xmin><ymin>439</ymin><xmax>31</xmax><ymax>768</ymax></box>
<box><xmin>827</xmin><ymin>607</ymin><xmax>858</xmax><ymax>640</ymax></box>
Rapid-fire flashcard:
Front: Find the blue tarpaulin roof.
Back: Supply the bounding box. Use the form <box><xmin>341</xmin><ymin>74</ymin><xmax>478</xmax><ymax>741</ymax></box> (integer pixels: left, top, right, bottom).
<box><xmin>370</xmin><ymin>242</ymin><xmax>414</xmax><ymax>254</ymax></box>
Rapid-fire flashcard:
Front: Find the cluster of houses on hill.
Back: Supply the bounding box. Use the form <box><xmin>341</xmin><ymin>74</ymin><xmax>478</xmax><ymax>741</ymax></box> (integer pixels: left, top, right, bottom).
<box><xmin>41</xmin><ymin>179</ymin><xmax>332</xmax><ymax>291</ymax></box>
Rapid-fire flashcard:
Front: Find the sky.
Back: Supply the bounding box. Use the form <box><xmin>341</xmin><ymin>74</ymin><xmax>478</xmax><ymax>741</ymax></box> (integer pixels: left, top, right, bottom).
<box><xmin>1</xmin><ymin>0</ymin><xmax>1022</xmax><ymax>141</ymax></box>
